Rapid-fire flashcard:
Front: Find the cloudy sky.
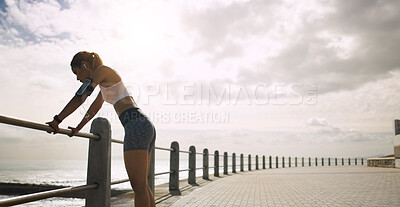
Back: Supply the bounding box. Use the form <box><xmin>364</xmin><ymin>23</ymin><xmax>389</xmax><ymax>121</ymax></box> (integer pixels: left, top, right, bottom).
<box><xmin>0</xmin><ymin>0</ymin><xmax>399</xmax><ymax>161</ymax></box>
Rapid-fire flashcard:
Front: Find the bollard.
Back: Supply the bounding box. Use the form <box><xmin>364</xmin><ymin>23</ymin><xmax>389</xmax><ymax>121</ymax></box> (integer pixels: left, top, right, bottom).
<box><xmin>240</xmin><ymin>154</ymin><xmax>244</xmax><ymax>172</ymax></box>
<box><xmin>276</xmin><ymin>156</ymin><xmax>278</xmax><ymax>168</ymax></box>
<box><xmin>224</xmin><ymin>152</ymin><xmax>228</xmax><ymax>175</ymax></box>
<box><xmin>315</xmin><ymin>157</ymin><xmax>318</xmax><ymax>166</ymax></box>
<box><xmin>232</xmin><ymin>153</ymin><xmax>236</xmax><ymax>173</ymax></box>
<box><xmin>214</xmin><ymin>150</ymin><xmax>219</xmax><ymax>177</ymax></box>
<box><xmin>189</xmin><ymin>146</ymin><xmax>197</xmax><ymax>185</ymax></box>
<box><xmin>248</xmin><ymin>155</ymin><xmax>252</xmax><ymax>171</ymax></box>
<box><xmin>335</xmin><ymin>158</ymin><xmax>337</xmax><ymax>166</ymax></box>
<box><xmin>309</xmin><ymin>157</ymin><xmax>311</xmax><ymax>167</ymax></box>
<box><xmin>86</xmin><ymin>118</ymin><xmax>111</xmax><ymax>207</ymax></box>
<box><xmin>203</xmin><ymin>149</ymin><xmax>209</xmax><ymax>180</ymax></box>
<box><xmin>283</xmin><ymin>156</ymin><xmax>285</xmax><ymax>168</ymax></box>
<box><xmin>269</xmin><ymin>156</ymin><xmax>272</xmax><ymax>169</ymax></box>
<box><xmin>256</xmin><ymin>155</ymin><xmax>259</xmax><ymax>170</ymax></box>
<box><xmin>302</xmin><ymin>157</ymin><xmax>304</xmax><ymax>167</ymax></box>
<box><xmin>361</xmin><ymin>158</ymin><xmax>364</xmax><ymax>165</ymax></box>
<box><xmin>295</xmin><ymin>157</ymin><xmax>298</xmax><ymax>167</ymax></box>
<box><xmin>289</xmin><ymin>157</ymin><xmax>291</xmax><ymax>167</ymax></box>
<box><xmin>169</xmin><ymin>141</ymin><xmax>181</xmax><ymax>195</ymax></box>
<box><xmin>355</xmin><ymin>158</ymin><xmax>357</xmax><ymax>165</ymax></box>
<box><xmin>348</xmin><ymin>158</ymin><xmax>351</xmax><ymax>165</ymax></box>
<box><xmin>328</xmin><ymin>158</ymin><xmax>331</xmax><ymax>166</ymax></box>
<box><xmin>263</xmin><ymin>155</ymin><xmax>266</xmax><ymax>169</ymax></box>
<box><xmin>342</xmin><ymin>158</ymin><xmax>344</xmax><ymax>166</ymax></box>
<box><xmin>322</xmin><ymin>158</ymin><xmax>324</xmax><ymax>166</ymax></box>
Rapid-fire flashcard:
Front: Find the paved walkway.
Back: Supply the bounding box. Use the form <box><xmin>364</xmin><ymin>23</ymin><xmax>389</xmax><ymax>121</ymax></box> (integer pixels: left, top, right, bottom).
<box><xmin>167</xmin><ymin>166</ymin><xmax>400</xmax><ymax>207</ymax></box>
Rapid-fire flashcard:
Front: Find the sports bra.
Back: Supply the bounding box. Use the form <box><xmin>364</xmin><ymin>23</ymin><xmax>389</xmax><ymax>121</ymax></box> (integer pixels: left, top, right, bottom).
<box><xmin>99</xmin><ymin>80</ymin><xmax>132</xmax><ymax>105</ymax></box>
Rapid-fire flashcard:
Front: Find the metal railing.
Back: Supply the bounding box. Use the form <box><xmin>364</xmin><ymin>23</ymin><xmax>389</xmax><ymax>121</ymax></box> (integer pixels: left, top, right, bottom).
<box><xmin>0</xmin><ymin>114</ymin><xmax>366</xmax><ymax>206</ymax></box>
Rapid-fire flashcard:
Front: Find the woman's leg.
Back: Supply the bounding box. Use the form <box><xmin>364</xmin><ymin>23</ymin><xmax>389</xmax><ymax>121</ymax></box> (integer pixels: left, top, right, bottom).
<box><xmin>124</xmin><ymin>149</ymin><xmax>151</xmax><ymax>207</ymax></box>
<box><xmin>147</xmin><ymin>151</ymin><xmax>156</xmax><ymax>207</ymax></box>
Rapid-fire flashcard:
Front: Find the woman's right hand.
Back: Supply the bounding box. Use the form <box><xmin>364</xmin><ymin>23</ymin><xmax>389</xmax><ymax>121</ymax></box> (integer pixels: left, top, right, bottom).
<box><xmin>46</xmin><ymin>120</ymin><xmax>60</xmax><ymax>134</ymax></box>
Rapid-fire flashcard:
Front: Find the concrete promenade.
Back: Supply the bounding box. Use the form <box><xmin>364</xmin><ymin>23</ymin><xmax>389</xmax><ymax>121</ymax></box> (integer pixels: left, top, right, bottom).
<box><xmin>163</xmin><ymin>166</ymin><xmax>400</xmax><ymax>207</ymax></box>
<box><xmin>111</xmin><ymin>166</ymin><xmax>400</xmax><ymax>207</ymax></box>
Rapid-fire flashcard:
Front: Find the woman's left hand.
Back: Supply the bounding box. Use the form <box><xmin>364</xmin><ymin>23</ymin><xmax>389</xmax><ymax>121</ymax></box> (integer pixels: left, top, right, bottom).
<box><xmin>46</xmin><ymin>120</ymin><xmax>60</xmax><ymax>134</ymax></box>
<box><xmin>67</xmin><ymin>126</ymin><xmax>80</xmax><ymax>137</ymax></box>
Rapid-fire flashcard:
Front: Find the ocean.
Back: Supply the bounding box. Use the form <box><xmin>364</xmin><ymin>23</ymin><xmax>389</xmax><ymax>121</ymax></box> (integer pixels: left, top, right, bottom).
<box><xmin>0</xmin><ymin>158</ymin><xmax>215</xmax><ymax>206</ymax></box>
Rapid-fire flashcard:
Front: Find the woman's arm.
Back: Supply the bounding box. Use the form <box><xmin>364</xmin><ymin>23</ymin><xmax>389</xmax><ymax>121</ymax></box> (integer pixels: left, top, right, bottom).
<box><xmin>58</xmin><ymin>66</ymin><xmax>106</xmax><ymax>122</ymax></box>
<box><xmin>46</xmin><ymin>94</ymin><xmax>88</xmax><ymax>134</ymax></box>
<box><xmin>58</xmin><ymin>94</ymin><xmax>89</xmax><ymax>121</ymax></box>
<box><xmin>47</xmin><ymin>66</ymin><xmax>107</xmax><ymax>134</ymax></box>
<box><xmin>69</xmin><ymin>91</ymin><xmax>104</xmax><ymax>136</ymax></box>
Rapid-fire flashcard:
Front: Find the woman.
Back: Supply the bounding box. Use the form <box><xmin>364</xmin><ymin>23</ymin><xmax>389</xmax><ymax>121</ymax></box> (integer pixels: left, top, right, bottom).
<box><xmin>46</xmin><ymin>51</ymin><xmax>156</xmax><ymax>207</ymax></box>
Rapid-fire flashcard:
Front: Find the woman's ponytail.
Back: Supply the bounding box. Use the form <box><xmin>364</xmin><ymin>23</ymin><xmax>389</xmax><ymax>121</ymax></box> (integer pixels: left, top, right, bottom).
<box><xmin>71</xmin><ymin>51</ymin><xmax>103</xmax><ymax>69</ymax></box>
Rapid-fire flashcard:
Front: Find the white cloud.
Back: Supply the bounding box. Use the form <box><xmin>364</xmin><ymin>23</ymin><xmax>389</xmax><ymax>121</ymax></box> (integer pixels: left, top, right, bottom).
<box><xmin>307</xmin><ymin>117</ymin><xmax>328</xmax><ymax>126</ymax></box>
<box><xmin>316</xmin><ymin>31</ymin><xmax>358</xmax><ymax>59</ymax></box>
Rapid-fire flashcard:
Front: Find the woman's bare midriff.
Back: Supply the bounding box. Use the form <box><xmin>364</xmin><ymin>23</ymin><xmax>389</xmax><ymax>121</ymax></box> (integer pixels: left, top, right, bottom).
<box><xmin>114</xmin><ymin>96</ymin><xmax>139</xmax><ymax>117</ymax></box>
<box><xmin>98</xmin><ymin>66</ymin><xmax>139</xmax><ymax>117</ymax></box>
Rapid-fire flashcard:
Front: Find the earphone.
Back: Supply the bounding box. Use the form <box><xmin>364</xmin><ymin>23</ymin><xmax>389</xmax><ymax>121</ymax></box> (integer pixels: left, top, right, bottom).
<box><xmin>83</xmin><ymin>64</ymin><xmax>93</xmax><ymax>79</ymax></box>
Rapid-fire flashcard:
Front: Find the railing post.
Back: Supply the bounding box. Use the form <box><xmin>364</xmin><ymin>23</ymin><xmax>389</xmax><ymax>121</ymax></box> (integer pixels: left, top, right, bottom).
<box><xmin>309</xmin><ymin>157</ymin><xmax>311</xmax><ymax>167</ymax></box>
<box><xmin>248</xmin><ymin>154</ymin><xmax>252</xmax><ymax>171</ymax></box>
<box><xmin>86</xmin><ymin>117</ymin><xmax>111</xmax><ymax>207</ymax></box>
<box><xmin>203</xmin><ymin>149</ymin><xmax>209</xmax><ymax>180</ymax></box>
<box><xmin>256</xmin><ymin>155</ymin><xmax>259</xmax><ymax>170</ymax></box>
<box><xmin>232</xmin><ymin>153</ymin><xmax>236</xmax><ymax>173</ymax></box>
<box><xmin>189</xmin><ymin>146</ymin><xmax>197</xmax><ymax>185</ymax></box>
<box><xmin>315</xmin><ymin>157</ymin><xmax>318</xmax><ymax>166</ymax></box>
<box><xmin>263</xmin><ymin>155</ymin><xmax>266</xmax><ymax>169</ymax></box>
<box><xmin>240</xmin><ymin>153</ymin><xmax>244</xmax><ymax>172</ymax></box>
<box><xmin>169</xmin><ymin>141</ymin><xmax>181</xmax><ymax>195</ymax></box>
<box><xmin>214</xmin><ymin>150</ymin><xmax>219</xmax><ymax>177</ymax></box>
<box><xmin>224</xmin><ymin>152</ymin><xmax>228</xmax><ymax>175</ymax></box>
<box><xmin>269</xmin><ymin>156</ymin><xmax>272</xmax><ymax>169</ymax></box>
<box><xmin>276</xmin><ymin>156</ymin><xmax>278</xmax><ymax>168</ymax></box>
